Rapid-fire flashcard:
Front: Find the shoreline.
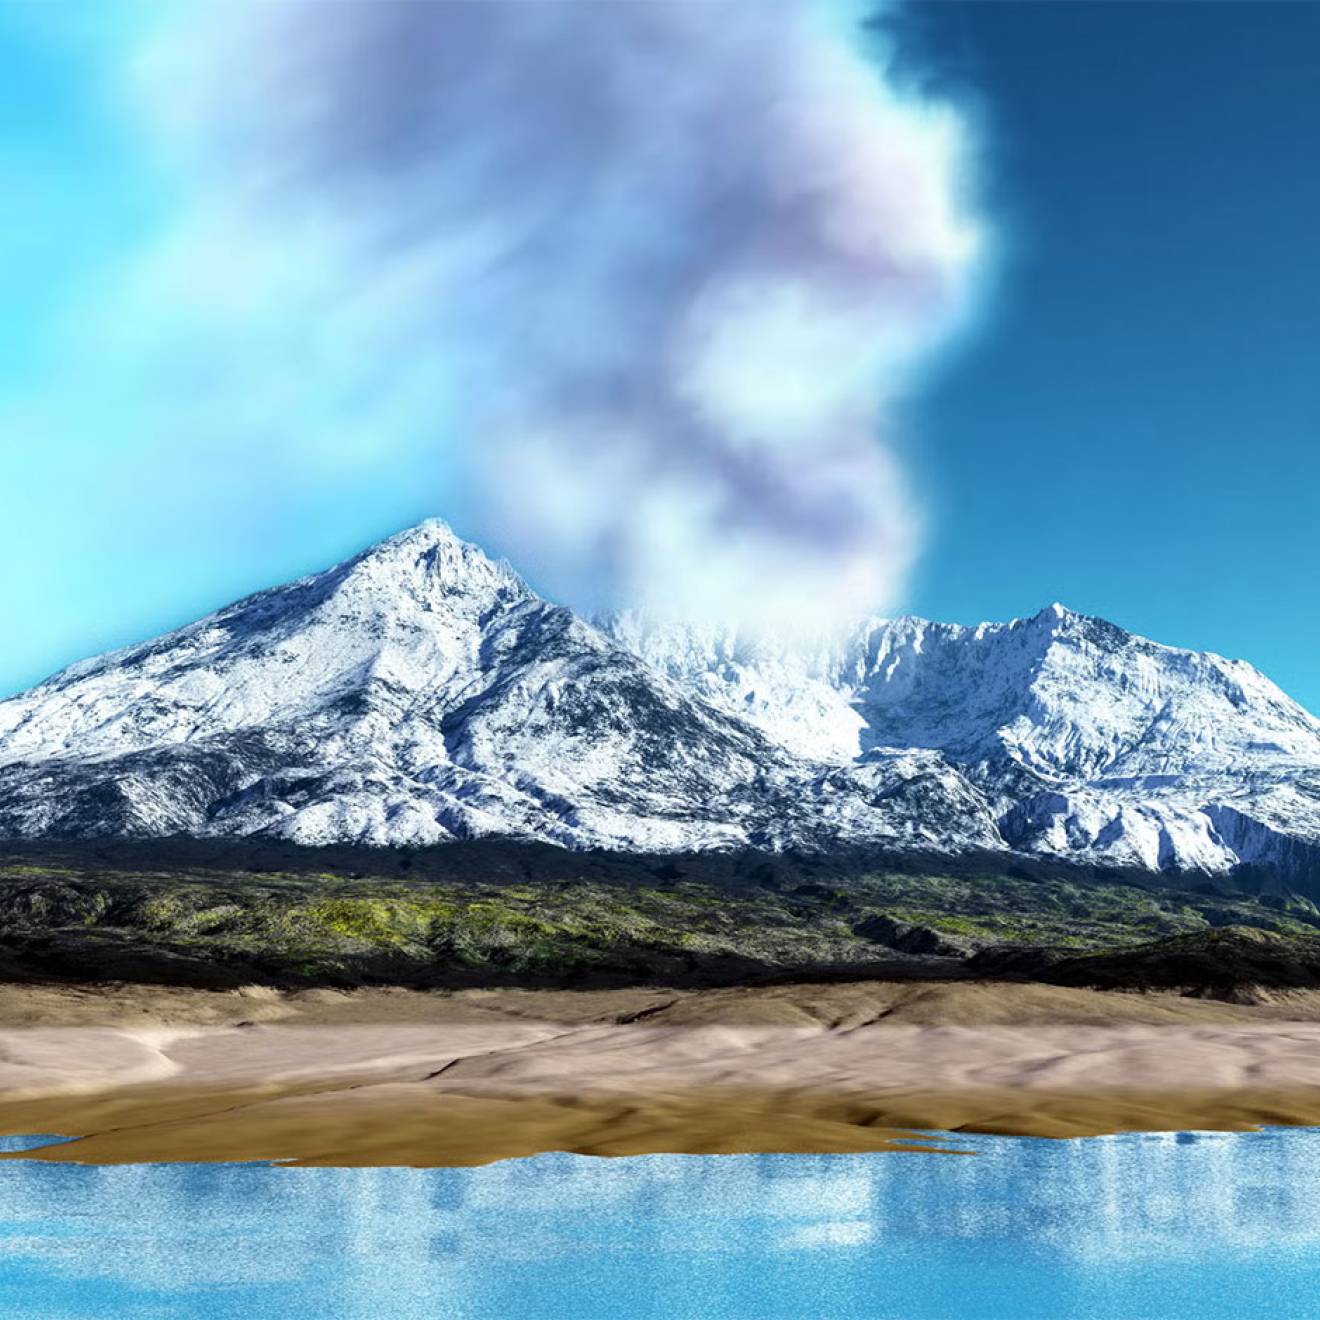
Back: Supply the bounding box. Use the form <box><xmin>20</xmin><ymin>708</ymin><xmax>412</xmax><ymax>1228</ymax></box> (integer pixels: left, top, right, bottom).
<box><xmin>3</xmin><ymin>978</ymin><xmax>1320</xmax><ymax>1164</ymax></box>
<box><xmin>11</xmin><ymin>1082</ymin><xmax>1320</xmax><ymax>1167</ymax></box>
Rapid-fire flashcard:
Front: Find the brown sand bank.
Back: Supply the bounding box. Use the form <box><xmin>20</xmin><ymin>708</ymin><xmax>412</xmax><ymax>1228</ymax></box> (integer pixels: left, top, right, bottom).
<box><xmin>4</xmin><ymin>978</ymin><xmax>1320</xmax><ymax>1165</ymax></box>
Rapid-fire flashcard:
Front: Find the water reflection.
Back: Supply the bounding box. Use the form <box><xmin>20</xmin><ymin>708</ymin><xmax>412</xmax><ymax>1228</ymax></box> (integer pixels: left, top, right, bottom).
<box><xmin>1</xmin><ymin>1131</ymin><xmax>1319</xmax><ymax>1318</ymax></box>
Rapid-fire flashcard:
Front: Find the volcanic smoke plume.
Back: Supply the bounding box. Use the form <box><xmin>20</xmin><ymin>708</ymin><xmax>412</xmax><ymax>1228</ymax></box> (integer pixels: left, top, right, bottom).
<box><xmin>139</xmin><ymin>0</ymin><xmax>985</xmax><ymax>629</ymax></box>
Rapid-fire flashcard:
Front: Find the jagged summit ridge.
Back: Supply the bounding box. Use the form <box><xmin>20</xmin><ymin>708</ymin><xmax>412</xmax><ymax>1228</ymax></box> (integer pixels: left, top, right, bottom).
<box><xmin>2</xmin><ymin>520</ymin><xmax>1319</xmax><ymax>887</ymax></box>
<box><xmin>601</xmin><ymin>602</ymin><xmax>1320</xmax><ymax>777</ymax></box>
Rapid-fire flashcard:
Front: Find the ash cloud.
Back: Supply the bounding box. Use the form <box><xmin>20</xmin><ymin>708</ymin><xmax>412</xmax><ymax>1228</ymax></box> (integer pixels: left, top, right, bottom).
<box><xmin>137</xmin><ymin>0</ymin><xmax>985</xmax><ymax>629</ymax></box>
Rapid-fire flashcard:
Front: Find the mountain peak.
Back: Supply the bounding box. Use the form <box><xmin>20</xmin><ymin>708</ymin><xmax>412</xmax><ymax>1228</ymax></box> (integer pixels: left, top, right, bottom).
<box><xmin>1023</xmin><ymin>601</ymin><xmax>1082</xmax><ymax>630</ymax></box>
<box><xmin>330</xmin><ymin>519</ymin><xmax>533</xmax><ymax>612</ymax></box>
<box><xmin>358</xmin><ymin>517</ymin><xmax>469</xmax><ymax>558</ymax></box>
<box><xmin>347</xmin><ymin>518</ymin><xmax>497</xmax><ymax>573</ymax></box>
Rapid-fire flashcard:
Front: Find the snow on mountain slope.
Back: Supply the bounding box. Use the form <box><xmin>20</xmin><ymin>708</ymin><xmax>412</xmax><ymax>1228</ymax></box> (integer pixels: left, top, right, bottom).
<box><xmin>0</xmin><ymin>522</ymin><xmax>998</xmax><ymax>853</ymax></box>
<box><xmin>601</xmin><ymin>605</ymin><xmax>1320</xmax><ymax>879</ymax></box>
<box><xmin>2</xmin><ymin>519</ymin><xmax>1319</xmax><ymax>884</ymax></box>
<box><xmin>603</xmin><ymin>604</ymin><xmax>1320</xmax><ymax>779</ymax></box>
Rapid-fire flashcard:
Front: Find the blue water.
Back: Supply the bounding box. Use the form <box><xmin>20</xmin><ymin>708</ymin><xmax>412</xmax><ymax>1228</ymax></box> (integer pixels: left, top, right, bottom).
<box><xmin>2</xmin><ymin>1130</ymin><xmax>1319</xmax><ymax>1319</ymax></box>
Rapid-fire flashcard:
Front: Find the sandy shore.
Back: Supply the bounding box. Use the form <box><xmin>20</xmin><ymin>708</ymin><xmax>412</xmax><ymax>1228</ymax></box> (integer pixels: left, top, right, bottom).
<box><xmin>4</xmin><ymin>979</ymin><xmax>1320</xmax><ymax>1164</ymax></box>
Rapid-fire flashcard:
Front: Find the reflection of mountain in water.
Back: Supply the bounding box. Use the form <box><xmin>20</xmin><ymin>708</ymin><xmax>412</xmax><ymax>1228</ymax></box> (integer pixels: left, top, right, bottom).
<box><xmin>1</xmin><ymin>1133</ymin><xmax>1319</xmax><ymax>1317</ymax></box>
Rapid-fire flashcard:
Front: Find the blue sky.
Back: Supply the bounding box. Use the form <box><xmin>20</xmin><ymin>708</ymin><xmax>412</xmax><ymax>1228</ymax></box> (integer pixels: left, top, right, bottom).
<box><xmin>888</xmin><ymin>1</ymin><xmax>1320</xmax><ymax>707</ymax></box>
<box><xmin>1</xmin><ymin>1</ymin><xmax>1317</xmax><ymax>710</ymax></box>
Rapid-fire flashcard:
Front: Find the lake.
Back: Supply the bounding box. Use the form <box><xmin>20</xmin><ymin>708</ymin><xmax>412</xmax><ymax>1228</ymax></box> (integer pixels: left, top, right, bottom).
<box><xmin>2</xmin><ymin>1129</ymin><xmax>1319</xmax><ymax>1318</ymax></box>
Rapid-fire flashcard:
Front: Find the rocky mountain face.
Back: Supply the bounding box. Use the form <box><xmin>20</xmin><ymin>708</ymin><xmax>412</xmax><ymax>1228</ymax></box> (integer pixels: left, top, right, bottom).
<box><xmin>603</xmin><ymin>606</ymin><xmax>1320</xmax><ymax>884</ymax></box>
<box><xmin>3</xmin><ymin>521</ymin><xmax>1319</xmax><ymax>889</ymax></box>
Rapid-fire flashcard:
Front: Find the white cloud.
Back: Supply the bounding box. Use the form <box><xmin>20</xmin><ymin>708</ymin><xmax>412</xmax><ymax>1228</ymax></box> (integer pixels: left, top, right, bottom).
<box><xmin>124</xmin><ymin>0</ymin><xmax>987</xmax><ymax>630</ymax></box>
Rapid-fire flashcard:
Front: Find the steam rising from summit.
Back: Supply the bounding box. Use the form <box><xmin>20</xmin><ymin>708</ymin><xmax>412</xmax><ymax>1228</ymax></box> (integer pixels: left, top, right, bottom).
<box><xmin>140</xmin><ymin>0</ymin><xmax>985</xmax><ymax>628</ymax></box>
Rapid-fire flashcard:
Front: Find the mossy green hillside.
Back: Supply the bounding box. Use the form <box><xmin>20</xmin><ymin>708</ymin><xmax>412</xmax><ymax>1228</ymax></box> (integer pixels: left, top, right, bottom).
<box><xmin>0</xmin><ymin>841</ymin><xmax>1314</xmax><ymax>989</ymax></box>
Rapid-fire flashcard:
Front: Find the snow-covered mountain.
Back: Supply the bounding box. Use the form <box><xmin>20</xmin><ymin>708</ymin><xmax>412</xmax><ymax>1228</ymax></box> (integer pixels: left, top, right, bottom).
<box><xmin>3</xmin><ymin>520</ymin><xmax>1319</xmax><ymax>887</ymax></box>
<box><xmin>603</xmin><ymin>606</ymin><xmax>1320</xmax><ymax>881</ymax></box>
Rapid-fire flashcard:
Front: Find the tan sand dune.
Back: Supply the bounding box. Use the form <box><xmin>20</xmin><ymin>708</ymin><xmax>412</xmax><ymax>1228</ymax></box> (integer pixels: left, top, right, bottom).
<box><xmin>3</xmin><ymin>979</ymin><xmax>1320</xmax><ymax>1165</ymax></box>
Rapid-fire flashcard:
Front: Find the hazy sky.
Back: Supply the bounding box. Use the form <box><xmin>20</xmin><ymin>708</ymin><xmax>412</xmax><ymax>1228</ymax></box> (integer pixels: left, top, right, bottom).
<box><xmin>1</xmin><ymin>1</ymin><xmax>1317</xmax><ymax>709</ymax></box>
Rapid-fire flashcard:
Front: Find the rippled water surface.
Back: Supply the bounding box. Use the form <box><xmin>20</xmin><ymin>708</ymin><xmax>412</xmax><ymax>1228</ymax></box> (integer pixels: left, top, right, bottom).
<box><xmin>2</xmin><ymin>1130</ymin><xmax>1320</xmax><ymax>1318</ymax></box>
